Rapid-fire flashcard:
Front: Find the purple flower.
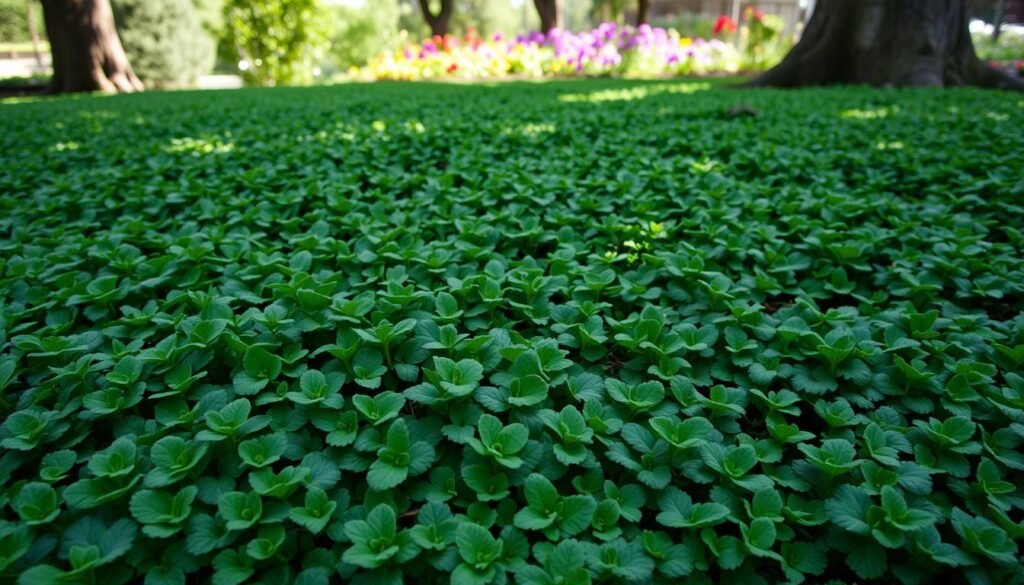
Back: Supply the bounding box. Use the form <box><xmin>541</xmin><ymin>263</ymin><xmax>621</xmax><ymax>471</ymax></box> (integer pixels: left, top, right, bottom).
<box><xmin>382</xmin><ymin>20</ymin><xmax>733</xmax><ymax>79</ymax></box>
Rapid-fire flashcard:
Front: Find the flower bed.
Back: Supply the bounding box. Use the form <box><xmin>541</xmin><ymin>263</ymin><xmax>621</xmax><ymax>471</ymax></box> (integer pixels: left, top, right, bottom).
<box><xmin>355</xmin><ymin>23</ymin><xmax>741</xmax><ymax>81</ymax></box>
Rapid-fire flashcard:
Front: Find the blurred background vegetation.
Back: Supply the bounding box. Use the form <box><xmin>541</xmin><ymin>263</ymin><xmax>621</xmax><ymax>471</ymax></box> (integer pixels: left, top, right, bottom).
<box><xmin>0</xmin><ymin>0</ymin><xmax>1021</xmax><ymax>89</ymax></box>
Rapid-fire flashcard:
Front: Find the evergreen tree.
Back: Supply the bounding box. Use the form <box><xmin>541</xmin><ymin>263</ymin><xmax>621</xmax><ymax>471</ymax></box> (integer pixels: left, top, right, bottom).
<box><xmin>113</xmin><ymin>0</ymin><xmax>215</xmax><ymax>88</ymax></box>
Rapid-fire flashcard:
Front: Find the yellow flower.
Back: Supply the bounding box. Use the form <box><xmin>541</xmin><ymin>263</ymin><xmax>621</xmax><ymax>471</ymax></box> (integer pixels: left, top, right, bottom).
<box><xmin>679</xmin><ymin>37</ymin><xmax>693</xmax><ymax>47</ymax></box>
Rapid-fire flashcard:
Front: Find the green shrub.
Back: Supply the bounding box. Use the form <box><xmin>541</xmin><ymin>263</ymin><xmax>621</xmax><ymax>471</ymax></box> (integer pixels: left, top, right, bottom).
<box><xmin>0</xmin><ymin>72</ymin><xmax>48</xmax><ymax>87</ymax></box>
<box><xmin>328</xmin><ymin>0</ymin><xmax>401</xmax><ymax>72</ymax></box>
<box><xmin>448</xmin><ymin>0</ymin><xmax>534</xmax><ymax>38</ymax></box>
<box><xmin>0</xmin><ymin>0</ymin><xmax>37</xmax><ymax>43</ymax></box>
<box><xmin>113</xmin><ymin>0</ymin><xmax>215</xmax><ymax>88</ymax></box>
<box><xmin>654</xmin><ymin>12</ymin><xmax>716</xmax><ymax>39</ymax></box>
<box><xmin>223</xmin><ymin>0</ymin><xmax>331</xmax><ymax>86</ymax></box>
<box><xmin>973</xmin><ymin>29</ymin><xmax>1024</xmax><ymax>62</ymax></box>
<box><xmin>739</xmin><ymin>7</ymin><xmax>786</xmax><ymax>71</ymax></box>
<box><xmin>192</xmin><ymin>0</ymin><xmax>225</xmax><ymax>38</ymax></box>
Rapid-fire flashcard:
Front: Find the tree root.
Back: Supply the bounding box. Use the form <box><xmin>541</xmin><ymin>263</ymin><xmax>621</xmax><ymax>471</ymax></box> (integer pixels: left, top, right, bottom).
<box><xmin>743</xmin><ymin>0</ymin><xmax>1024</xmax><ymax>92</ymax></box>
<box><xmin>975</xmin><ymin>63</ymin><xmax>1024</xmax><ymax>91</ymax></box>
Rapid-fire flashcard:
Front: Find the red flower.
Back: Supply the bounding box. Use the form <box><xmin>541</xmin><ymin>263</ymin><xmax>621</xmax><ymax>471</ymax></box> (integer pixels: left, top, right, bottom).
<box><xmin>447</xmin><ymin>63</ymin><xmax>458</xmax><ymax>73</ymax></box>
<box><xmin>713</xmin><ymin>16</ymin><xmax>737</xmax><ymax>34</ymax></box>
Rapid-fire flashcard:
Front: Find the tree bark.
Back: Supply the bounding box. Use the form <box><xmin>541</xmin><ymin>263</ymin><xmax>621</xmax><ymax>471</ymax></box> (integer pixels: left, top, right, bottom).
<box><xmin>418</xmin><ymin>0</ymin><xmax>453</xmax><ymax>37</ymax></box>
<box><xmin>534</xmin><ymin>0</ymin><xmax>560</xmax><ymax>33</ymax></box>
<box><xmin>746</xmin><ymin>0</ymin><xmax>1024</xmax><ymax>90</ymax></box>
<box><xmin>40</xmin><ymin>0</ymin><xmax>143</xmax><ymax>93</ymax></box>
<box><xmin>636</xmin><ymin>0</ymin><xmax>650</xmax><ymax>25</ymax></box>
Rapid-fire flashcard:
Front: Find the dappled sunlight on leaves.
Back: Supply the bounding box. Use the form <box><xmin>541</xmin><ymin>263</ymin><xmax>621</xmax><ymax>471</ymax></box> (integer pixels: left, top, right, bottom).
<box><xmin>874</xmin><ymin>141</ymin><xmax>905</xmax><ymax>150</ymax></box>
<box><xmin>163</xmin><ymin>135</ymin><xmax>236</xmax><ymax>155</ymax></box>
<box><xmin>500</xmin><ymin>122</ymin><xmax>556</xmax><ymax>138</ymax></box>
<box><xmin>839</xmin><ymin>106</ymin><xmax>897</xmax><ymax>120</ymax></box>
<box><xmin>558</xmin><ymin>82</ymin><xmax>711</xmax><ymax>103</ymax></box>
<box><xmin>49</xmin><ymin>141</ymin><xmax>81</xmax><ymax>152</ymax></box>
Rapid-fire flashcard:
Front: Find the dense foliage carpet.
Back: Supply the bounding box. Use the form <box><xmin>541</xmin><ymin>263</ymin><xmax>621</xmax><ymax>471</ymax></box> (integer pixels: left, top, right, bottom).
<box><xmin>1</xmin><ymin>80</ymin><xmax>1023</xmax><ymax>585</ymax></box>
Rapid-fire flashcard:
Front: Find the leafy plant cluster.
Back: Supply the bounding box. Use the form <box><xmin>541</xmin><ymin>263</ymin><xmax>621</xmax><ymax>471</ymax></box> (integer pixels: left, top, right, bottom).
<box><xmin>0</xmin><ymin>80</ymin><xmax>1022</xmax><ymax>585</ymax></box>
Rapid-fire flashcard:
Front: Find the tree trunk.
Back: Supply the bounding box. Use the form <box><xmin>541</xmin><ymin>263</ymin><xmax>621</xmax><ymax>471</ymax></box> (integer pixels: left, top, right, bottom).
<box><xmin>534</xmin><ymin>0</ymin><xmax>559</xmax><ymax>33</ymax></box>
<box><xmin>747</xmin><ymin>0</ymin><xmax>1024</xmax><ymax>90</ymax></box>
<box><xmin>992</xmin><ymin>0</ymin><xmax>1005</xmax><ymax>40</ymax></box>
<box><xmin>418</xmin><ymin>0</ymin><xmax>453</xmax><ymax>37</ymax></box>
<box><xmin>636</xmin><ymin>0</ymin><xmax>650</xmax><ymax>26</ymax></box>
<box><xmin>40</xmin><ymin>0</ymin><xmax>143</xmax><ymax>93</ymax></box>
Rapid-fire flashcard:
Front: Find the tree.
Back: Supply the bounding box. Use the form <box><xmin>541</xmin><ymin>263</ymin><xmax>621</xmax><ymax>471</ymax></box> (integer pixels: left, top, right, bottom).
<box><xmin>636</xmin><ymin>0</ymin><xmax>649</xmax><ymax>26</ymax></box>
<box><xmin>223</xmin><ymin>0</ymin><xmax>331</xmax><ymax>86</ymax></box>
<box><xmin>329</xmin><ymin>0</ymin><xmax>399</xmax><ymax>70</ymax></box>
<box><xmin>418</xmin><ymin>0</ymin><xmax>452</xmax><ymax>36</ymax></box>
<box><xmin>114</xmin><ymin>0</ymin><xmax>215</xmax><ymax>88</ymax></box>
<box><xmin>192</xmin><ymin>0</ymin><xmax>225</xmax><ymax>40</ymax></box>
<box><xmin>991</xmin><ymin>0</ymin><xmax>1005</xmax><ymax>41</ymax></box>
<box><xmin>747</xmin><ymin>0</ymin><xmax>1024</xmax><ymax>90</ymax></box>
<box><xmin>39</xmin><ymin>0</ymin><xmax>143</xmax><ymax>93</ymax></box>
<box><xmin>0</xmin><ymin>0</ymin><xmax>40</xmax><ymax>44</ymax></box>
<box><xmin>533</xmin><ymin>0</ymin><xmax>560</xmax><ymax>33</ymax></box>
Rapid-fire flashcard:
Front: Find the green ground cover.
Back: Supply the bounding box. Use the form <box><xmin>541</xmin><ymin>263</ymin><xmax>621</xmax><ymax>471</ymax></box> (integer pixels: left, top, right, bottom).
<box><xmin>0</xmin><ymin>80</ymin><xmax>1023</xmax><ymax>584</ymax></box>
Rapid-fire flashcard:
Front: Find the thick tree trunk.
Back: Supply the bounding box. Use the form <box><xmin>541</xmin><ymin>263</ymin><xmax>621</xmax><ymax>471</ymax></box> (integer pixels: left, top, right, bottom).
<box><xmin>636</xmin><ymin>0</ymin><xmax>650</xmax><ymax>25</ymax></box>
<box><xmin>40</xmin><ymin>0</ymin><xmax>143</xmax><ymax>93</ymax></box>
<box><xmin>747</xmin><ymin>0</ymin><xmax>1024</xmax><ymax>90</ymax></box>
<box><xmin>534</xmin><ymin>0</ymin><xmax>560</xmax><ymax>33</ymax></box>
<box><xmin>418</xmin><ymin>0</ymin><xmax>453</xmax><ymax>37</ymax></box>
